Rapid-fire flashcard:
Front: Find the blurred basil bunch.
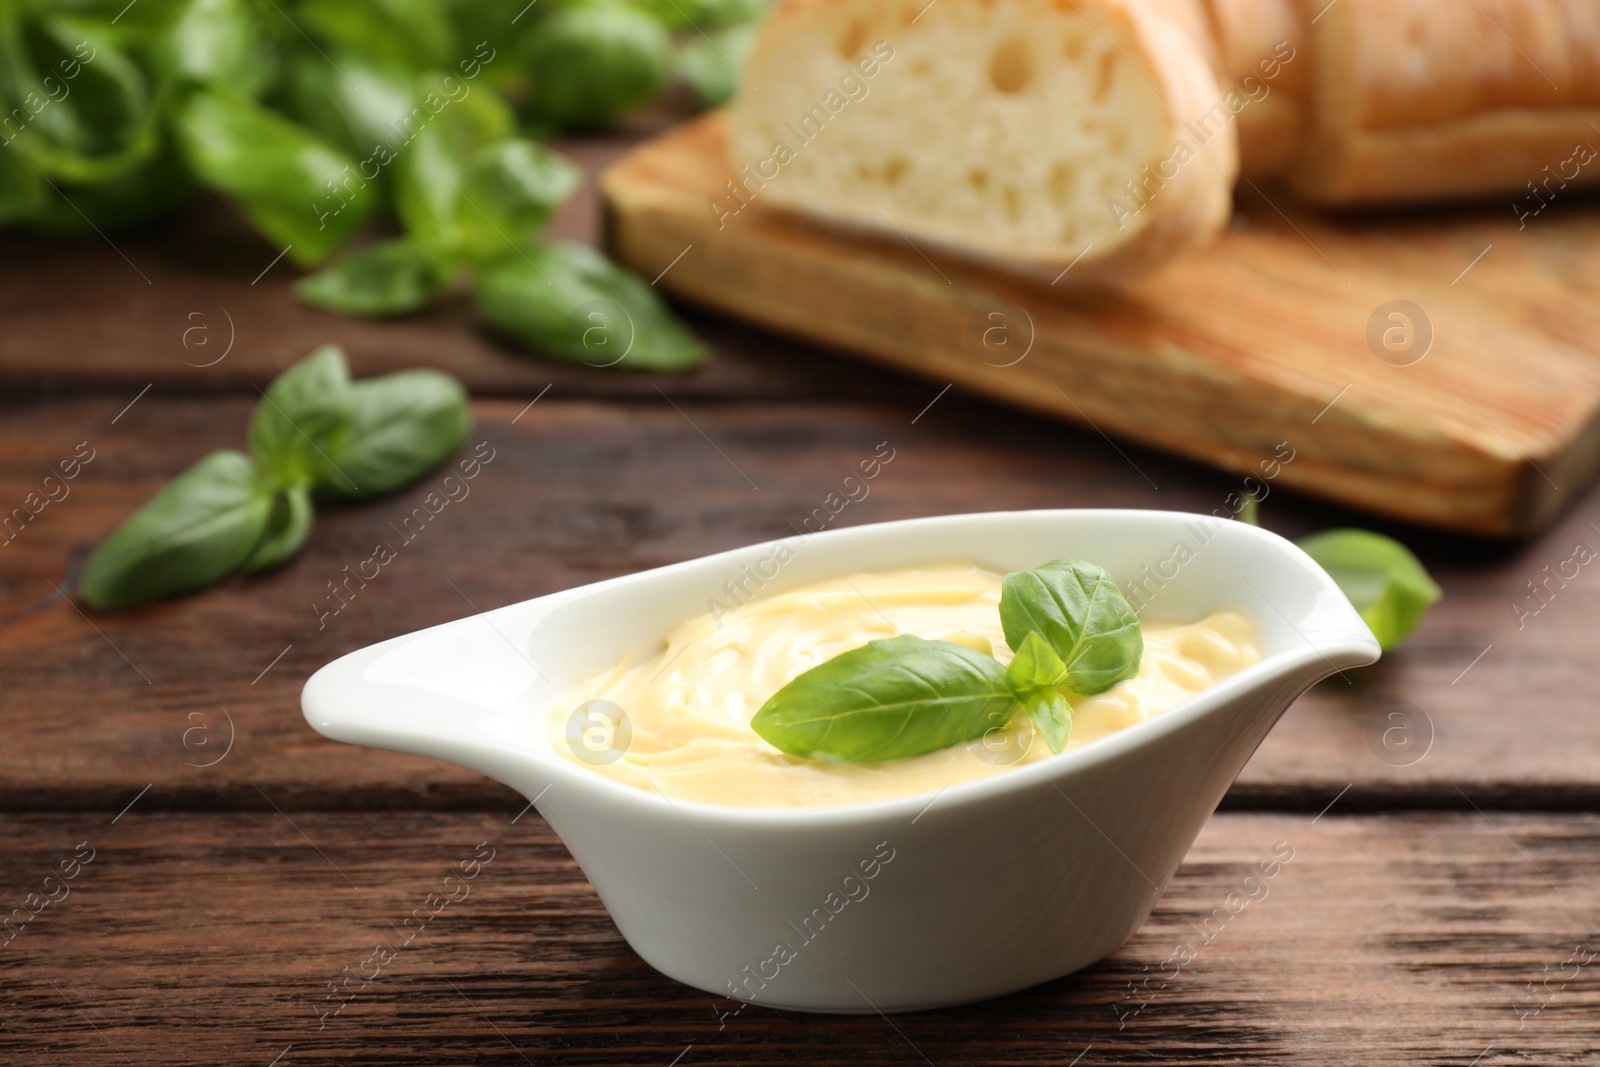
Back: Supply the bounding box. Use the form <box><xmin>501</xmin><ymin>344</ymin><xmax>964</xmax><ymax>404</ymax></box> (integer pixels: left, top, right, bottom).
<box><xmin>0</xmin><ymin>0</ymin><xmax>766</xmax><ymax>370</ymax></box>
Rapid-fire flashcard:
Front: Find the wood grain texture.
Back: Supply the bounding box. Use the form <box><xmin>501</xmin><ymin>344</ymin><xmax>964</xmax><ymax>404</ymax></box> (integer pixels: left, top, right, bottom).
<box><xmin>0</xmin><ymin>136</ymin><xmax>924</xmax><ymax>408</ymax></box>
<box><xmin>3</xmin><ymin>395</ymin><xmax>1598</xmax><ymax>810</ymax></box>
<box><xmin>601</xmin><ymin>112</ymin><xmax>1600</xmax><ymax>537</ymax></box>
<box><xmin>3</xmin><ymin>809</ymin><xmax>1597</xmax><ymax>1065</ymax></box>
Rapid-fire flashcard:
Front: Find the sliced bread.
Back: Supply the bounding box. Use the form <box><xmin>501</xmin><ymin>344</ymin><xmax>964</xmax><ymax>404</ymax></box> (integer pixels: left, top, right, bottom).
<box><xmin>727</xmin><ymin>0</ymin><xmax>1240</xmax><ymax>285</ymax></box>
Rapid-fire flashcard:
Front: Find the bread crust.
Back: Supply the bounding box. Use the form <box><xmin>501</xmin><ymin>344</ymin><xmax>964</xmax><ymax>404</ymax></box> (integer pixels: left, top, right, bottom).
<box><xmin>730</xmin><ymin>0</ymin><xmax>1239</xmax><ymax>285</ymax></box>
<box><xmin>1288</xmin><ymin>0</ymin><xmax>1600</xmax><ymax>203</ymax></box>
<box><xmin>1290</xmin><ymin>107</ymin><xmax>1600</xmax><ymax>204</ymax></box>
<box><xmin>1202</xmin><ymin>0</ymin><xmax>1307</xmax><ymax>175</ymax></box>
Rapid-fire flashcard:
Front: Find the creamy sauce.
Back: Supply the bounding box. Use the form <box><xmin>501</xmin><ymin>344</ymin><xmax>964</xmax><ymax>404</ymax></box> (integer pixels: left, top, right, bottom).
<box><xmin>545</xmin><ymin>565</ymin><xmax>1260</xmax><ymax>808</ymax></box>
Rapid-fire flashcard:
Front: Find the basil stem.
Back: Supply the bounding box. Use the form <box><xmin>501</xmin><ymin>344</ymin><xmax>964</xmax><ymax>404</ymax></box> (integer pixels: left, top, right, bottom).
<box><xmin>243</xmin><ymin>484</ymin><xmax>314</xmax><ymax>573</ymax></box>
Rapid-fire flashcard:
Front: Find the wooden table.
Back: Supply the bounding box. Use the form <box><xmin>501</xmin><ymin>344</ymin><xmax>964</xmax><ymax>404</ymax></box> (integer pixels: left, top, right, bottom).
<box><xmin>2</xmin><ymin>130</ymin><xmax>1598</xmax><ymax>1066</ymax></box>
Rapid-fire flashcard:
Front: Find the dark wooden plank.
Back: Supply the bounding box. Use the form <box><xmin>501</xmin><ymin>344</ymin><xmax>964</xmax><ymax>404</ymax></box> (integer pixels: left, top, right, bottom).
<box><xmin>1</xmin><ymin>393</ymin><xmax>1596</xmax><ymax>808</ymax></box>
<box><xmin>2</xmin><ymin>809</ymin><xmax>1596</xmax><ymax>1065</ymax></box>
<box><xmin>0</xmin><ymin>136</ymin><xmax>924</xmax><ymax>407</ymax></box>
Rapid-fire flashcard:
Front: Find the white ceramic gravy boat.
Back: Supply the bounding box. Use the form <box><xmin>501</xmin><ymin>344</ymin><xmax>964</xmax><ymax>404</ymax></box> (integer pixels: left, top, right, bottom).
<box><xmin>302</xmin><ymin>510</ymin><xmax>1378</xmax><ymax>1013</ymax></box>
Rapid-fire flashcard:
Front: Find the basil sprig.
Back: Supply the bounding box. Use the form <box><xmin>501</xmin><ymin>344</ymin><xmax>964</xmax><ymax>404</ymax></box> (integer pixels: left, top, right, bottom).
<box><xmin>79</xmin><ymin>346</ymin><xmax>471</xmax><ymax>610</ymax></box>
<box><xmin>750</xmin><ymin>560</ymin><xmax>1144</xmax><ymax>763</ymax></box>
<box><xmin>1296</xmin><ymin>530</ymin><xmax>1441</xmax><ymax>650</ymax></box>
<box><xmin>2</xmin><ymin>0</ymin><xmax>741</xmax><ymax>372</ymax></box>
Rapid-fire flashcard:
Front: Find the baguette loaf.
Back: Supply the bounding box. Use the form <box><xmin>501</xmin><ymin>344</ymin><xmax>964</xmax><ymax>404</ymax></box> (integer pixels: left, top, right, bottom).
<box><xmin>1286</xmin><ymin>0</ymin><xmax>1600</xmax><ymax>204</ymax></box>
<box><xmin>727</xmin><ymin>0</ymin><xmax>1239</xmax><ymax>285</ymax></box>
<box><xmin>1144</xmin><ymin>0</ymin><xmax>1308</xmax><ymax>176</ymax></box>
<box><xmin>1201</xmin><ymin>0</ymin><xmax>1308</xmax><ymax>175</ymax></box>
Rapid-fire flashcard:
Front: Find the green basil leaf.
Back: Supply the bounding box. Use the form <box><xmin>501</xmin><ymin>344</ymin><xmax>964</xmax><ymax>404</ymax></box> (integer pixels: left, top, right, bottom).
<box><xmin>453</xmin><ymin>138</ymin><xmax>582</xmax><ymax>264</ymax></box>
<box><xmin>273</xmin><ymin>50</ymin><xmax>416</xmax><ymax>165</ymax></box>
<box><xmin>294</xmin><ymin>239</ymin><xmax>450</xmax><ymax>318</ymax></box>
<box><xmin>61</xmin><ymin>0</ymin><xmax>190</xmax><ymax>33</ymax></box>
<box><xmin>999</xmin><ymin>559</ymin><xmax>1142</xmax><ymax>696</ymax></box>
<box><xmin>474</xmin><ymin>241</ymin><xmax>707</xmax><ymax>371</ymax></box>
<box><xmin>637</xmin><ymin>0</ymin><xmax>767</xmax><ymax>32</ymax></box>
<box><xmin>0</xmin><ymin>18</ymin><xmax>160</xmax><ymax>184</ymax></box>
<box><xmin>1024</xmin><ymin>689</ymin><xmax>1072</xmax><ymax>755</ymax></box>
<box><xmin>172</xmin><ymin>87</ymin><xmax>376</xmax><ymax>265</ymax></box>
<box><xmin>79</xmin><ymin>450</ymin><xmax>274</xmax><ymax>609</ymax></box>
<box><xmin>1296</xmin><ymin>529</ymin><xmax>1441</xmax><ymax>651</ymax></box>
<box><xmin>445</xmin><ymin>21</ymin><xmax>515</xmax><ymax>93</ymax></box>
<box><xmin>1005</xmin><ymin>630</ymin><xmax>1067</xmax><ymax>697</ymax></box>
<box><xmin>392</xmin><ymin>71</ymin><xmax>514</xmax><ymax>264</ymax></box>
<box><xmin>157</xmin><ymin>0</ymin><xmax>275</xmax><ymax>97</ymax></box>
<box><xmin>315</xmin><ymin>369</ymin><xmax>471</xmax><ymax>500</ymax></box>
<box><xmin>248</xmin><ymin>345</ymin><xmax>354</xmax><ymax>488</ymax></box>
<box><xmin>0</xmin><ymin>136</ymin><xmax>45</xmax><ymax>224</ymax></box>
<box><xmin>750</xmin><ymin>635</ymin><xmax>1017</xmax><ymax>763</ymax></box>
<box><xmin>298</xmin><ymin>0</ymin><xmax>458</xmax><ymax>71</ymax></box>
<box><xmin>676</xmin><ymin>22</ymin><xmax>757</xmax><ymax>106</ymax></box>
<box><xmin>242</xmin><ymin>484</ymin><xmax>313</xmax><ymax>573</ymax></box>
<box><xmin>522</xmin><ymin>2</ymin><xmax>670</xmax><ymax>129</ymax></box>
<box><xmin>28</xmin><ymin>143</ymin><xmax>193</xmax><ymax>235</ymax></box>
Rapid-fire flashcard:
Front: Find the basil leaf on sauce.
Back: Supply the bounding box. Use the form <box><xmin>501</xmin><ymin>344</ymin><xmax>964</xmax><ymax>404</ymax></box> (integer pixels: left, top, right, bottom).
<box><xmin>1005</xmin><ymin>630</ymin><xmax>1068</xmax><ymax>695</ymax></box>
<box><xmin>750</xmin><ymin>635</ymin><xmax>1018</xmax><ymax>763</ymax></box>
<box><xmin>1296</xmin><ymin>529</ymin><xmax>1441</xmax><ymax>651</ymax></box>
<box><xmin>1004</xmin><ymin>631</ymin><xmax>1075</xmax><ymax>754</ymax></box>
<box><xmin>999</xmin><ymin>559</ymin><xmax>1142</xmax><ymax>696</ymax></box>
<box><xmin>1023</xmin><ymin>688</ymin><xmax>1073</xmax><ymax>756</ymax></box>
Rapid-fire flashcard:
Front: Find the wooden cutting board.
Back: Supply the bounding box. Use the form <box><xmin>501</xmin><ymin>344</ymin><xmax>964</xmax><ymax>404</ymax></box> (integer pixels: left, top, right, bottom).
<box><xmin>601</xmin><ymin>112</ymin><xmax>1600</xmax><ymax>538</ymax></box>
